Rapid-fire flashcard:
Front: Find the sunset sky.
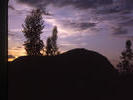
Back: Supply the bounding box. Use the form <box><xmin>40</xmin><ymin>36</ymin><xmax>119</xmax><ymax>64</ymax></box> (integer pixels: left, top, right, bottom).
<box><xmin>8</xmin><ymin>0</ymin><xmax>133</xmax><ymax>66</ymax></box>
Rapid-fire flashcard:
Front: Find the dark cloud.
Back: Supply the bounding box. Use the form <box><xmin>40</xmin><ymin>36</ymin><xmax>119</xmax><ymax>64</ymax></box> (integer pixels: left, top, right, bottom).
<box><xmin>127</xmin><ymin>36</ymin><xmax>133</xmax><ymax>41</ymax></box>
<box><xmin>16</xmin><ymin>0</ymin><xmax>133</xmax><ymax>18</ymax></box>
<box><xmin>95</xmin><ymin>0</ymin><xmax>133</xmax><ymax>14</ymax></box>
<box><xmin>8</xmin><ymin>33</ymin><xmax>15</xmax><ymax>37</ymax></box>
<box><xmin>8</xmin><ymin>5</ymin><xmax>15</xmax><ymax>10</ymax></box>
<box><xmin>8</xmin><ymin>5</ymin><xmax>30</xmax><ymax>14</ymax></box>
<box><xmin>96</xmin><ymin>7</ymin><xmax>121</xmax><ymax>14</ymax></box>
<box><xmin>60</xmin><ymin>20</ymin><xmax>96</xmax><ymax>30</ymax></box>
<box><xmin>8</xmin><ymin>31</ymin><xmax>16</xmax><ymax>37</ymax></box>
<box><xmin>119</xmin><ymin>19</ymin><xmax>133</xmax><ymax>26</ymax></box>
<box><xmin>115</xmin><ymin>0</ymin><xmax>133</xmax><ymax>11</ymax></box>
<box><xmin>8</xmin><ymin>55</ymin><xmax>15</xmax><ymax>59</ymax></box>
<box><xmin>121</xmin><ymin>0</ymin><xmax>133</xmax><ymax>10</ymax></box>
<box><xmin>70</xmin><ymin>22</ymin><xmax>96</xmax><ymax>30</ymax></box>
<box><xmin>16</xmin><ymin>0</ymin><xmax>133</xmax><ymax>21</ymax></box>
<box><xmin>17</xmin><ymin>0</ymin><xmax>113</xmax><ymax>9</ymax></box>
<box><xmin>113</xmin><ymin>26</ymin><xmax>128</xmax><ymax>35</ymax></box>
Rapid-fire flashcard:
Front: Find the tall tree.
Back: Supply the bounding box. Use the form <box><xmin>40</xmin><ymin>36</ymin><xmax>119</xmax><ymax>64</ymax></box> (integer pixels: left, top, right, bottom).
<box><xmin>22</xmin><ymin>9</ymin><xmax>45</xmax><ymax>56</ymax></box>
<box><xmin>117</xmin><ymin>40</ymin><xmax>133</xmax><ymax>73</ymax></box>
<box><xmin>51</xmin><ymin>26</ymin><xmax>58</xmax><ymax>55</ymax></box>
<box><xmin>46</xmin><ymin>37</ymin><xmax>53</xmax><ymax>56</ymax></box>
<box><xmin>46</xmin><ymin>26</ymin><xmax>59</xmax><ymax>56</ymax></box>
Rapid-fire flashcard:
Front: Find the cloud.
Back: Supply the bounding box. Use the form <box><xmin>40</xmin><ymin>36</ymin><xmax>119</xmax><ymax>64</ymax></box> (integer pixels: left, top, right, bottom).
<box><xmin>55</xmin><ymin>18</ymin><xmax>96</xmax><ymax>30</ymax></box>
<box><xmin>70</xmin><ymin>22</ymin><xmax>96</xmax><ymax>30</ymax></box>
<box><xmin>17</xmin><ymin>0</ymin><xmax>113</xmax><ymax>10</ymax></box>
<box><xmin>96</xmin><ymin>6</ymin><xmax>121</xmax><ymax>14</ymax></box>
<box><xmin>8</xmin><ymin>5</ymin><xmax>16</xmax><ymax>10</ymax></box>
<box><xmin>60</xmin><ymin>20</ymin><xmax>96</xmax><ymax>31</ymax></box>
<box><xmin>127</xmin><ymin>36</ymin><xmax>133</xmax><ymax>41</ymax></box>
<box><xmin>8</xmin><ymin>55</ymin><xmax>15</xmax><ymax>59</ymax></box>
<box><xmin>8</xmin><ymin>4</ymin><xmax>28</xmax><ymax>14</ymax></box>
<box><xmin>112</xmin><ymin>26</ymin><xmax>128</xmax><ymax>35</ymax></box>
<box><xmin>16</xmin><ymin>0</ymin><xmax>133</xmax><ymax>15</ymax></box>
<box><xmin>119</xmin><ymin>19</ymin><xmax>133</xmax><ymax>27</ymax></box>
<box><xmin>117</xmin><ymin>0</ymin><xmax>133</xmax><ymax>10</ymax></box>
<box><xmin>17</xmin><ymin>46</ymin><xmax>22</xmax><ymax>48</ymax></box>
<box><xmin>16</xmin><ymin>0</ymin><xmax>133</xmax><ymax>27</ymax></box>
<box><xmin>8</xmin><ymin>32</ymin><xmax>15</xmax><ymax>37</ymax></box>
<box><xmin>93</xmin><ymin>0</ymin><xmax>133</xmax><ymax>15</ymax></box>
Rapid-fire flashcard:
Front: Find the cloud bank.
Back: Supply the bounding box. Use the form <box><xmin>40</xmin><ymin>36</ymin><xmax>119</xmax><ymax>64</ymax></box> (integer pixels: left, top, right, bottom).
<box><xmin>17</xmin><ymin>0</ymin><xmax>113</xmax><ymax>9</ymax></box>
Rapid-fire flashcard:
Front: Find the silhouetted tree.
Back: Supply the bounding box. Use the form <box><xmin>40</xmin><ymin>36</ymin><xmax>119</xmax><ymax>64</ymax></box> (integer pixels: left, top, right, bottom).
<box><xmin>117</xmin><ymin>40</ymin><xmax>133</xmax><ymax>73</ymax></box>
<box><xmin>46</xmin><ymin>26</ymin><xmax>59</xmax><ymax>56</ymax></box>
<box><xmin>22</xmin><ymin>9</ymin><xmax>45</xmax><ymax>56</ymax></box>
<box><xmin>51</xmin><ymin>26</ymin><xmax>59</xmax><ymax>55</ymax></box>
<box><xmin>46</xmin><ymin>37</ymin><xmax>53</xmax><ymax>56</ymax></box>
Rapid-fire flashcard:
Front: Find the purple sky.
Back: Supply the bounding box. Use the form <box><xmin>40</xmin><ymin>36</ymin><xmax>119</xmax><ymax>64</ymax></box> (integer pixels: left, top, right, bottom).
<box><xmin>8</xmin><ymin>0</ymin><xmax>133</xmax><ymax>66</ymax></box>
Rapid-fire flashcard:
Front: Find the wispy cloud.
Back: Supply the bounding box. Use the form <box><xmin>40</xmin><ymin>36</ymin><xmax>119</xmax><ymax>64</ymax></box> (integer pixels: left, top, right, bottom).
<box><xmin>8</xmin><ymin>5</ymin><xmax>16</xmax><ymax>10</ymax></box>
<box><xmin>17</xmin><ymin>0</ymin><xmax>113</xmax><ymax>9</ymax></box>
<box><xmin>112</xmin><ymin>26</ymin><xmax>128</xmax><ymax>35</ymax></box>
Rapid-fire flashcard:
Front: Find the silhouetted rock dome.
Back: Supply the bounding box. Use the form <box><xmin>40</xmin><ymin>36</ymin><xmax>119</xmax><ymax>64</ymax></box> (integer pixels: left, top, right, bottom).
<box><xmin>8</xmin><ymin>48</ymin><xmax>118</xmax><ymax>100</ymax></box>
<box><xmin>11</xmin><ymin>48</ymin><xmax>117</xmax><ymax>79</ymax></box>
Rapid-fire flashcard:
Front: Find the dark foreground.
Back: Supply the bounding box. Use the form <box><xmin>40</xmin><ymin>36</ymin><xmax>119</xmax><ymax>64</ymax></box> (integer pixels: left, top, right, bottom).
<box><xmin>8</xmin><ymin>49</ymin><xmax>133</xmax><ymax>100</ymax></box>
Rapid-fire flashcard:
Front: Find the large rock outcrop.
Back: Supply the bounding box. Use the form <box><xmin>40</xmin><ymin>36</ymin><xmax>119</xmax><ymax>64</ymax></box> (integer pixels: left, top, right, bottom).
<box><xmin>8</xmin><ymin>48</ymin><xmax>118</xmax><ymax>100</ymax></box>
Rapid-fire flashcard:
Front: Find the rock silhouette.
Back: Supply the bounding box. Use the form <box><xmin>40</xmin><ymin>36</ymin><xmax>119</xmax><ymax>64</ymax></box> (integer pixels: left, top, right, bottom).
<box><xmin>8</xmin><ymin>48</ymin><xmax>132</xmax><ymax>100</ymax></box>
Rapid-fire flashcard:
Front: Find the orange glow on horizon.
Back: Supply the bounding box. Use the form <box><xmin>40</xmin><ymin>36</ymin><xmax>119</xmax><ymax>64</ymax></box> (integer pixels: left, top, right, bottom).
<box><xmin>8</xmin><ymin>56</ymin><xmax>18</xmax><ymax>62</ymax></box>
<box><xmin>8</xmin><ymin>58</ymin><xmax>15</xmax><ymax>62</ymax></box>
<box><xmin>8</xmin><ymin>47</ymin><xmax>26</xmax><ymax>62</ymax></box>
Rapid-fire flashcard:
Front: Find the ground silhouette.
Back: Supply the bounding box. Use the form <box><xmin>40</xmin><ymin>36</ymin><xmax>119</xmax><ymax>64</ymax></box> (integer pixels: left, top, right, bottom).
<box><xmin>8</xmin><ymin>48</ymin><xmax>133</xmax><ymax>100</ymax></box>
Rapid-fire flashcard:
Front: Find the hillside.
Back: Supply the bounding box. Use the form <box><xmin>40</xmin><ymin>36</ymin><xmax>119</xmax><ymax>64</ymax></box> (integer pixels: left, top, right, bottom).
<box><xmin>8</xmin><ymin>48</ymin><xmax>119</xmax><ymax>100</ymax></box>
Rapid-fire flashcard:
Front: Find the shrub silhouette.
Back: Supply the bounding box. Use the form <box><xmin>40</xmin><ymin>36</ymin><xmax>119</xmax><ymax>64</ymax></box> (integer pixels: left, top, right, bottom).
<box><xmin>117</xmin><ymin>40</ymin><xmax>133</xmax><ymax>73</ymax></box>
<box><xmin>22</xmin><ymin>9</ymin><xmax>45</xmax><ymax>56</ymax></box>
<box><xmin>46</xmin><ymin>26</ymin><xmax>59</xmax><ymax>56</ymax></box>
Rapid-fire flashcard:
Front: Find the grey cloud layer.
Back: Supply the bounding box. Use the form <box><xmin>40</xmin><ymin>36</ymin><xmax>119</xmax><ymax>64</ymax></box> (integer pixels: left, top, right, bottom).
<box><xmin>112</xmin><ymin>26</ymin><xmax>128</xmax><ymax>35</ymax></box>
<box><xmin>16</xmin><ymin>0</ymin><xmax>133</xmax><ymax>37</ymax></box>
<box><xmin>16</xmin><ymin>0</ymin><xmax>133</xmax><ymax>11</ymax></box>
<box><xmin>58</xmin><ymin>20</ymin><xmax>96</xmax><ymax>31</ymax></box>
<box><xmin>17</xmin><ymin>0</ymin><xmax>113</xmax><ymax>9</ymax></box>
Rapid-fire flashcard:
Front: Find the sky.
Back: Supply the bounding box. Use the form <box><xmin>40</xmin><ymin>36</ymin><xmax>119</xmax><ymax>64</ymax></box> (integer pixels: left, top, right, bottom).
<box><xmin>8</xmin><ymin>0</ymin><xmax>133</xmax><ymax>66</ymax></box>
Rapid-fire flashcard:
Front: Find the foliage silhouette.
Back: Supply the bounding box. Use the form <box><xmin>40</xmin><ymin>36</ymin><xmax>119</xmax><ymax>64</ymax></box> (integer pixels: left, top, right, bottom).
<box><xmin>117</xmin><ymin>40</ymin><xmax>133</xmax><ymax>73</ymax></box>
<box><xmin>22</xmin><ymin>9</ymin><xmax>45</xmax><ymax>56</ymax></box>
<box><xmin>46</xmin><ymin>26</ymin><xmax>59</xmax><ymax>56</ymax></box>
<box><xmin>46</xmin><ymin>37</ymin><xmax>53</xmax><ymax>56</ymax></box>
